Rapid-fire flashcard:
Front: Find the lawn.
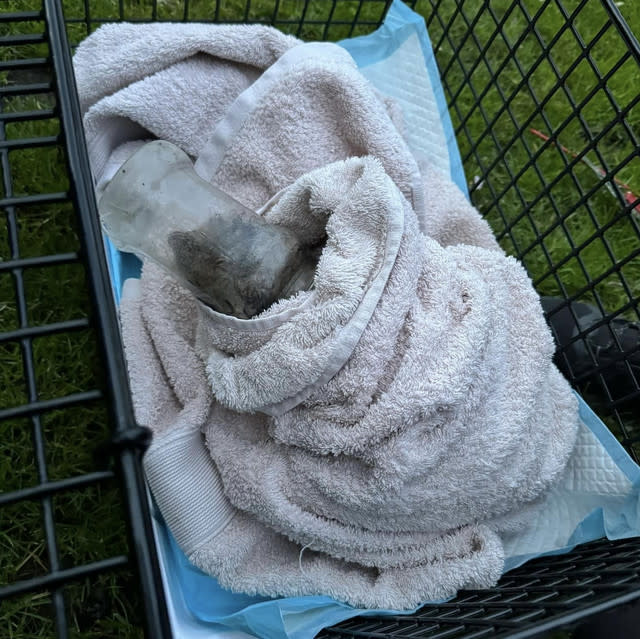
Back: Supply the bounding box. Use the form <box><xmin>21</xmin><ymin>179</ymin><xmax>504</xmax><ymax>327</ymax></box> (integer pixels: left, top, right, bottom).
<box><xmin>1</xmin><ymin>1</ymin><xmax>639</xmax><ymax>637</ymax></box>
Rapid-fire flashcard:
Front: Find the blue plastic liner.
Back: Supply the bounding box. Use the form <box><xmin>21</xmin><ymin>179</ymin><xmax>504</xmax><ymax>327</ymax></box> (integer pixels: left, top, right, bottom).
<box><xmin>103</xmin><ymin>2</ymin><xmax>640</xmax><ymax>637</ymax></box>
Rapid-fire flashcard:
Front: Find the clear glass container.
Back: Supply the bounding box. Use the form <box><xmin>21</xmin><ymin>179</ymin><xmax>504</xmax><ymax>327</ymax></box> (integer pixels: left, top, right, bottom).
<box><xmin>99</xmin><ymin>140</ymin><xmax>315</xmax><ymax>318</ymax></box>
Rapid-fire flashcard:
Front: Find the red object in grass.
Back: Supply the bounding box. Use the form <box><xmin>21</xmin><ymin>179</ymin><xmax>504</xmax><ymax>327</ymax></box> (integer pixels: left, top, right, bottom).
<box><xmin>529</xmin><ymin>128</ymin><xmax>640</xmax><ymax>218</ymax></box>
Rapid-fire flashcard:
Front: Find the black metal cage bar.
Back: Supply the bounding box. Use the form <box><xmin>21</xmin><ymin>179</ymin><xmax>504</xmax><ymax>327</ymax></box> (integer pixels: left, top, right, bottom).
<box><xmin>1</xmin><ymin>1</ymin><xmax>639</xmax><ymax>638</ymax></box>
<box><xmin>1</xmin><ymin>2</ymin><xmax>170</xmax><ymax>637</ymax></box>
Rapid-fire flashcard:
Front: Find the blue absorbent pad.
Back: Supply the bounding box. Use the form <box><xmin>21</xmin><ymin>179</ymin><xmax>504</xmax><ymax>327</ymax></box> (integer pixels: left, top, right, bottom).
<box><xmin>103</xmin><ymin>2</ymin><xmax>640</xmax><ymax>637</ymax></box>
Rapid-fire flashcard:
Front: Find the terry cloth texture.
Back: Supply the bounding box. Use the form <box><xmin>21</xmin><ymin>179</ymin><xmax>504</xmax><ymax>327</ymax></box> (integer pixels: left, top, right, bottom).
<box><xmin>75</xmin><ymin>23</ymin><xmax>579</xmax><ymax>609</ymax></box>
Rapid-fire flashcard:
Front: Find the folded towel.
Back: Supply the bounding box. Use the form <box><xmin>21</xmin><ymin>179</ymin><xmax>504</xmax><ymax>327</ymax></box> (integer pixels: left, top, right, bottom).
<box><xmin>75</xmin><ymin>23</ymin><xmax>579</xmax><ymax>609</ymax></box>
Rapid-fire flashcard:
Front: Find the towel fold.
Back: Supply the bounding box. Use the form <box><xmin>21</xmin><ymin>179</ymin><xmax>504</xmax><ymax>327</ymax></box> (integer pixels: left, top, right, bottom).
<box><xmin>75</xmin><ymin>22</ymin><xmax>578</xmax><ymax>609</ymax></box>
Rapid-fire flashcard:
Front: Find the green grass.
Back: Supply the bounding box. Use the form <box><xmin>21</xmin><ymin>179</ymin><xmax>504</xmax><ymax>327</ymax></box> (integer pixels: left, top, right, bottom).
<box><xmin>1</xmin><ymin>1</ymin><xmax>639</xmax><ymax>637</ymax></box>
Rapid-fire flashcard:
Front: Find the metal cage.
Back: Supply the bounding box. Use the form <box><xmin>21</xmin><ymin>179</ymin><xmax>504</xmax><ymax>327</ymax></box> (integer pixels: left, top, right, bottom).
<box><xmin>1</xmin><ymin>1</ymin><xmax>639</xmax><ymax>638</ymax></box>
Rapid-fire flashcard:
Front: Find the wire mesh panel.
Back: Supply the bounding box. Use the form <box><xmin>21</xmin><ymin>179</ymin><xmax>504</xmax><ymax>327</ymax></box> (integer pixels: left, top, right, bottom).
<box><xmin>322</xmin><ymin>538</ymin><xmax>640</xmax><ymax>639</ymax></box>
<box><xmin>324</xmin><ymin>537</ymin><xmax>640</xmax><ymax>639</ymax></box>
<box><xmin>424</xmin><ymin>0</ymin><xmax>640</xmax><ymax>450</ymax></box>
<box><xmin>0</xmin><ymin>2</ymin><xmax>170</xmax><ymax>638</ymax></box>
<box><xmin>60</xmin><ymin>0</ymin><xmax>414</xmax><ymax>42</ymax></box>
<box><xmin>1</xmin><ymin>1</ymin><xmax>639</xmax><ymax>638</ymax></box>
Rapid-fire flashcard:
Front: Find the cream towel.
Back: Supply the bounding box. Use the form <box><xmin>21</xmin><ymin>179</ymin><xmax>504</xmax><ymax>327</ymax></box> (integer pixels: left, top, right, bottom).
<box><xmin>75</xmin><ymin>23</ymin><xmax>578</xmax><ymax>609</ymax></box>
